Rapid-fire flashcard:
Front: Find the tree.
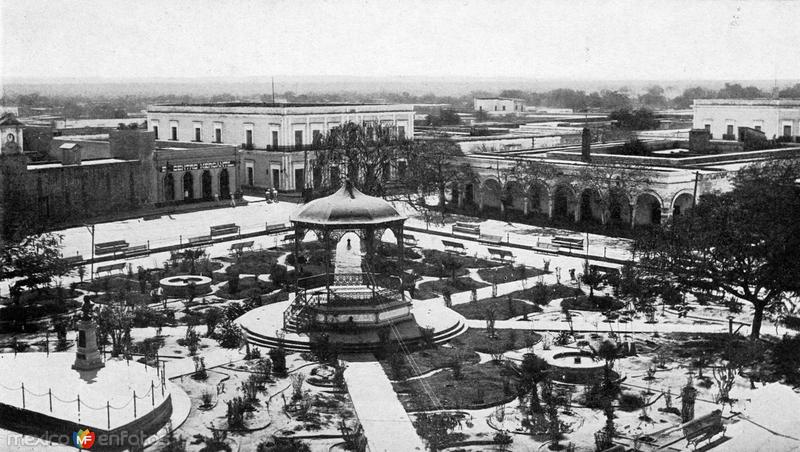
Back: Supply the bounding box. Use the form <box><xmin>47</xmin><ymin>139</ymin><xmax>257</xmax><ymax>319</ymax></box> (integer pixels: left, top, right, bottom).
<box><xmin>440</xmin><ymin>254</ymin><xmax>463</xmax><ymax>282</ymax></box>
<box><xmin>574</xmin><ymin>160</ymin><xmax>653</xmax><ymax>224</ymax></box>
<box><xmin>96</xmin><ymin>303</ymin><xmax>133</xmax><ymax>356</ymax></box>
<box><xmin>591</xmin><ymin>340</ymin><xmax>624</xmax><ymax>442</ymax></box>
<box><xmin>312</xmin><ymin>121</ymin><xmax>405</xmax><ymax>198</ymax></box>
<box><xmin>0</xmin><ymin>233</ymin><xmax>70</xmax><ymax>297</ymax></box>
<box><xmin>414</xmin><ymin>412</ymin><xmax>463</xmax><ymax>452</ymax></box>
<box><xmin>517</xmin><ymin>353</ymin><xmax>551</xmax><ymax>416</ymax></box>
<box><xmin>181</xmin><ymin>248</ymin><xmax>206</xmax><ymax>274</ymax></box>
<box><xmin>403</xmin><ymin>139</ymin><xmax>474</xmax><ymax>209</ymax></box>
<box><xmin>634</xmin><ymin>160</ymin><xmax>800</xmax><ymax>339</ymax></box>
<box><xmin>580</xmin><ymin>260</ymin><xmax>604</xmax><ymax>298</ymax></box>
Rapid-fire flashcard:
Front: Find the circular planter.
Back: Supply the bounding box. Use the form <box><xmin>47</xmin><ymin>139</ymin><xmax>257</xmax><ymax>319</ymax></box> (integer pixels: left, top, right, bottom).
<box><xmin>159</xmin><ymin>275</ymin><xmax>212</xmax><ymax>298</ymax></box>
<box><xmin>545</xmin><ymin>350</ymin><xmax>606</xmax><ymax>384</ymax></box>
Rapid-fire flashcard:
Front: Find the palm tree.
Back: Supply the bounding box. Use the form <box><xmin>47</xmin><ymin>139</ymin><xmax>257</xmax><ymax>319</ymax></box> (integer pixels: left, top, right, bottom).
<box><xmin>517</xmin><ymin>353</ymin><xmax>551</xmax><ymax>417</ymax></box>
<box><xmin>591</xmin><ymin>340</ymin><xmax>624</xmax><ymax>442</ymax></box>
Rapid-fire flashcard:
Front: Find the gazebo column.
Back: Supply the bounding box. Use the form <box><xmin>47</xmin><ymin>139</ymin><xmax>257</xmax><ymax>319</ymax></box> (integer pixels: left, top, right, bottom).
<box><xmin>324</xmin><ymin>228</ymin><xmax>331</xmax><ymax>303</ymax></box>
<box><xmin>365</xmin><ymin>225</ymin><xmax>375</xmax><ymax>269</ymax></box>
<box><xmin>396</xmin><ymin>224</ymin><xmax>405</xmax><ymax>302</ymax></box>
<box><xmin>293</xmin><ymin>225</ymin><xmax>303</xmax><ymax>285</ymax></box>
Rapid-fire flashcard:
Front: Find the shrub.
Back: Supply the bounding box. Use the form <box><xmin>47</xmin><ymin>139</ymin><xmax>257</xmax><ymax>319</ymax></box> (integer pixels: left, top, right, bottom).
<box><xmin>256</xmin><ymin>437</ymin><xmax>311</xmax><ymax>452</ymax></box>
<box><xmin>618</xmin><ymin>392</ymin><xmax>645</xmax><ymax>411</ymax></box>
<box><xmin>269</xmin><ymin>347</ymin><xmax>288</xmax><ymax>377</ymax></box>
<box><xmin>771</xmin><ymin>334</ymin><xmax>800</xmax><ymax>385</ymax></box>
<box><xmin>226</xmin><ymin>396</ymin><xmax>248</xmax><ymax>430</ymax></box>
<box><xmin>214</xmin><ymin>319</ymin><xmax>243</xmax><ymax>349</ymax></box>
<box><xmin>200</xmin><ymin>390</ymin><xmax>213</xmax><ymax>408</ymax></box>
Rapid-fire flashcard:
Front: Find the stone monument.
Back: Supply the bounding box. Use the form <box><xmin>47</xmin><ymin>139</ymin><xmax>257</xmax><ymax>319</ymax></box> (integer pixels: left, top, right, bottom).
<box><xmin>72</xmin><ymin>298</ymin><xmax>105</xmax><ymax>371</ymax></box>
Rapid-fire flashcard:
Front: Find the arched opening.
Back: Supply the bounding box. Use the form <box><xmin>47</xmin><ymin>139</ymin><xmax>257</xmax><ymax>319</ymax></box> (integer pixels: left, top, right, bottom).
<box><xmin>552</xmin><ymin>184</ymin><xmax>577</xmax><ymax>220</ymax></box>
<box><xmin>503</xmin><ymin>181</ymin><xmax>525</xmax><ymax>211</ymax></box>
<box><xmin>634</xmin><ymin>192</ymin><xmax>662</xmax><ymax>226</ymax></box>
<box><xmin>449</xmin><ymin>183</ymin><xmax>460</xmax><ymax>205</ymax></box>
<box><xmin>482</xmin><ymin>179</ymin><xmax>503</xmax><ymax>209</ymax></box>
<box><xmin>336</xmin><ymin>231</ymin><xmax>363</xmax><ymax>275</ymax></box>
<box><xmin>528</xmin><ymin>182</ymin><xmax>549</xmax><ymax>216</ymax></box>
<box><xmin>201</xmin><ymin>170</ymin><xmax>212</xmax><ymax>200</ymax></box>
<box><xmin>183</xmin><ymin>172</ymin><xmax>194</xmax><ymax>200</ymax></box>
<box><xmin>464</xmin><ymin>183</ymin><xmax>475</xmax><ymax>205</ymax></box>
<box><xmin>578</xmin><ymin>188</ymin><xmax>605</xmax><ymax>224</ymax></box>
<box><xmin>608</xmin><ymin>189</ymin><xmax>632</xmax><ymax>226</ymax></box>
<box><xmin>164</xmin><ymin>173</ymin><xmax>175</xmax><ymax>201</ymax></box>
<box><xmin>672</xmin><ymin>192</ymin><xmax>694</xmax><ymax>217</ymax></box>
<box><xmin>219</xmin><ymin>169</ymin><xmax>230</xmax><ymax>199</ymax></box>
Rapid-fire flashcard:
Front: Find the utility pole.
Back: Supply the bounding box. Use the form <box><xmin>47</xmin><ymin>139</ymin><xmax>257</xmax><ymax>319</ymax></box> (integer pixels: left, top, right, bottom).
<box><xmin>85</xmin><ymin>224</ymin><xmax>95</xmax><ymax>281</ymax></box>
<box><xmin>691</xmin><ymin>171</ymin><xmax>700</xmax><ymax>209</ymax></box>
<box><xmin>271</xmin><ymin>77</ymin><xmax>275</xmax><ymax>104</ymax></box>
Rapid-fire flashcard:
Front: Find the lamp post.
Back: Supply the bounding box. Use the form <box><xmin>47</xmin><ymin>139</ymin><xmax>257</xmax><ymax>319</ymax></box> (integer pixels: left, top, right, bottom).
<box><xmin>84</xmin><ymin>224</ymin><xmax>95</xmax><ymax>281</ymax></box>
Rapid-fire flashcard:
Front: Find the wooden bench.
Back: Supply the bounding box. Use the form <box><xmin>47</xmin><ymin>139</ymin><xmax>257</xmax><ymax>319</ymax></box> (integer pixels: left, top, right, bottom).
<box><xmin>479</xmin><ymin>233</ymin><xmax>503</xmax><ymax>244</ymax></box>
<box><xmin>441</xmin><ymin>240</ymin><xmax>466</xmax><ymax>255</ymax></box>
<box><xmin>265</xmin><ymin>222</ymin><xmax>289</xmax><ymax>234</ymax></box>
<box><xmin>122</xmin><ymin>244</ymin><xmax>149</xmax><ymax>259</ymax></box>
<box><xmin>452</xmin><ymin>222</ymin><xmax>481</xmax><ymax>236</ymax></box>
<box><xmin>95</xmin><ymin>240</ymin><xmax>129</xmax><ymax>255</ymax></box>
<box><xmin>590</xmin><ymin>264</ymin><xmax>620</xmax><ymax>275</ymax></box>
<box><xmin>403</xmin><ymin>233</ymin><xmax>418</xmax><ymax>247</ymax></box>
<box><xmin>210</xmin><ymin>223</ymin><xmax>240</xmax><ymax>237</ymax></box>
<box><xmin>188</xmin><ymin>235</ymin><xmax>212</xmax><ymax>245</ymax></box>
<box><xmin>536</xmin><ymin>243</ymin><xmax>559</xmax><ymax>255</ymax></box>
<box><xmin>552</xmin><ymin>236</ymin><xmax>584</xmax><ymax>251</ymax></box>
<box><xmin>62</xmin><ymin>255</ymin><xmax>84</xmax><ymax>265</ymax></box>
<box><xmin>681</xmin><ymin>409</ymin><xmax>725</xmax><ymax>449</ymax></box>
<box><xmin>283</xmin><ymin>234</ymin><xmax>299</xmax><ymax>244</ymax></box>
<box><xmin>487</xmin><ymin>247</ymin><xmax>515</xmax><ymax>262</ymax></box>
<box><xmin>229</xmin><ymin>241</ymin><xmax>254</xmax><ymax>253</ymax></box>
<box><xmin>95</xmin><ymin>262</ymin><xmax>127</xmax><ymax>275</ymax></box>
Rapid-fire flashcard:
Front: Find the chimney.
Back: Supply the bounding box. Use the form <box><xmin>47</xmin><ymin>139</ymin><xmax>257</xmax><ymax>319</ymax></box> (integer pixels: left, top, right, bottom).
<box><xmin>581</xmin><ymin>127</ymin><xmax>591</xmax><ymax>162</ymax></box>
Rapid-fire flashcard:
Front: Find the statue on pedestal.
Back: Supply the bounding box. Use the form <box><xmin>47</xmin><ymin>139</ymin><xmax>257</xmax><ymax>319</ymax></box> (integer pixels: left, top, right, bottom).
<box><xmin>72</xmin><ymin>298</ymin><xmax>105</xmax><ymax>371</ymax></box>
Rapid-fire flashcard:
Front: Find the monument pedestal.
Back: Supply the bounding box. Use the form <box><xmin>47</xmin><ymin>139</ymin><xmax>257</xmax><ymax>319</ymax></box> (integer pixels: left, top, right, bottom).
<box><xmin>72</xmin><ymin>319</ymin><xmax>104</xmax><ymax>371</ymax></box>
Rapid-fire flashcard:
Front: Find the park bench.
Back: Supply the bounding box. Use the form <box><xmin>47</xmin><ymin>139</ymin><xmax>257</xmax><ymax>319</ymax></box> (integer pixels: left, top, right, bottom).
<box><xmin>265</xmin><ymin>222</ymin><xmax>290</xmax><ymax>234</ymax></box>
<box><xmin>681</xmin><ymin>409</ymin><xmax>725</xmax><ymax>449</ymax></box>
<box><xmin>229</xmin><ymin>241</ymin><xmax>254</xmax><ymax>254</ymax></box>
<box><xmin>188</xmin><ymin>235</ymin><xmax>212</xmax><ymax>245</ymax></box>
<box><xmin>123</xmin><ymin>244</ymin><xmax>149</xmax><ymax>259</ymax></box>
<box><xmin>210</xmin><ymin>223</ymin><xmax>240</xmax><ymax>237</ymax></box>
<box><xmin>95</xmin><ymin>240</ymin><xmax>129</xmax><ymax>255</ymax></box>
<box><xmin>590</xmin><ymin>264</ymin><xmax>620</xmax><ymax>275</ymax></box>
<box><xmin>535</xmin><ymin>242</ymin><xmax>559</xmax><ymax>255</ymax></box>
<box><xmin>441</xmin><ymin>239</ymin><xmax>466</xmax><ymax>255</ymax></box>
<box><xmin>552</xmin><ymin>236</ymin><xmax>584</xmax><ymax>251</ymax></box>
<box><xmin>487</xmin><ymin>247</ymin><xmax>515</xmax><ymax>262</ymax></box>
<box><xmin>479</xmin><ymin>233</ymin><xmax>503</xmax><ymax>244</ymax></box>
<box><xmin>403</xmin><ymin>233</ymin><xmax>418</xmax><ymax>247</ymax></box>
<box><xmin>95</xmin><ymin>262</ymin><xmax>127</xmax><ymax>276</ymax></box>
<box><xmin>452</xmin><ymin>222</ymin><xmax>481</xmax><ymax>236</ymax></box>
<box><xmin>283</xmin><ymin>234</ymin><xmax>299</xmax><ymax>245</ymax></box>
<box><xmin>62</xmin><ymin>255</ymin><xmax>84</xmax><ymax>265</ymax></box>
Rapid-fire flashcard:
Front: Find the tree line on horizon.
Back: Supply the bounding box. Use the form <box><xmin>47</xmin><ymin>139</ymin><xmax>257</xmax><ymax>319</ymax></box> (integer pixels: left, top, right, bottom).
<box><xmin>4</xmin><ymin>82</ymin><xmax>800</xmax><ymax>120</ymax></box>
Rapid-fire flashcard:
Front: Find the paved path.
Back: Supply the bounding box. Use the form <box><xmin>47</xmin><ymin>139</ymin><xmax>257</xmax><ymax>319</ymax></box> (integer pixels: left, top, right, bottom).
<box><xmin>343</xmin><ymin>355</ymin><xmax>426</xmax><ymax>452</ymax></box>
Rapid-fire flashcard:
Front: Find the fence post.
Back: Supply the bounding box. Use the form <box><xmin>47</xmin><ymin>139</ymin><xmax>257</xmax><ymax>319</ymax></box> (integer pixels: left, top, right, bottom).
<box><xmin>179</xmin><ymin>235</ymin><xmax>182</xmax><ymax>246</ymax></box>
<box><xmin>107</xmin><ymin>401</ymin><xmax>110</xmax><ymax>429</ymax></box>
<box><xmin>49</xmin><ymin>388</ymin><xmax>52</xmax><ymax>412</ymax></box>
<box><xmin>151</xmin><ymin>381</ymin><xmax>155</xmax><ymax>406</ymax></box>
<box><xmin>604</xmin><ymin>247</ymin><xmax>607</xmax><ymax>258</ymax></box>
<box><xmin>77</xmin><ymin>394</ymin><xmax>81</xmax><ymax>418</ymax></box>
<box><xmin>21</xmin><ymin>383</ymin><xmax>25</xmax><ymax>409</ymax></box>
<box><xmin>133</xmin><ymin>390</ymin><xmax>137</xmax><ymax>418</ymax></box>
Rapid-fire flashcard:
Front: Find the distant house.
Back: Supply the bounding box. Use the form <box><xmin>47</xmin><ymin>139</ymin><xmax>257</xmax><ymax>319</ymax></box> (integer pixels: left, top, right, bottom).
<box><xmin>473</xmin><ymin>97</ymin><xmax>526</xmax><ymax>115</ymax></box>
<box><xmin>693</xmin><ymin>98</ymin><xmax>800</xmax><ymax>141</ymax></box>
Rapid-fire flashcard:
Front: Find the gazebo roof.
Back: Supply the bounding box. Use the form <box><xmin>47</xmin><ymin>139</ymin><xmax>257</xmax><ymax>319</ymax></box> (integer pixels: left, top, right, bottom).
<box><xmin>290</xmin><ymin>181</ymin><xmax>406</xmax><ymax>227</ymax></box>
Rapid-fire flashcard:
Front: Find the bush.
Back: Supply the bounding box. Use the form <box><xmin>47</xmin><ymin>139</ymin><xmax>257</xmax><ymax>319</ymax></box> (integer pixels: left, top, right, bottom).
<box><xmin>270</xmin><ymin>347</ymin><xmax>288</xmax><ymax>377</ymax></box>
<box><xmin>214</xmin><ymin>320</ymin><xmax>243</xmax><ymax>349</ymax></box>
<box><xmin>618</xmin><ymin>392</ymin><xmax>645</xmax><ymax>411</ymax></box>
<box><xmin>771</xmin><ymin>334</ymin><xmax>800</xmax><ymax>385</ymax></box>
<box><xmin>256</xmin><ymin>437</ymin><xmax>311</xmax><ymax>452</ymax></box>
<box><xmin>226</xmin><ymin>396</ymin><xmax>249</xmax><ymax>429</ymax></box>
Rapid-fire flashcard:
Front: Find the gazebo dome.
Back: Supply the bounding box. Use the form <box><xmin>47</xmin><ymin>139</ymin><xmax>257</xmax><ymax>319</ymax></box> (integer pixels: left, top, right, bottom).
<box><xmin>290</xmin><ymin>181</ymin><xmax>406</xmax><ymax>226</ymax></box>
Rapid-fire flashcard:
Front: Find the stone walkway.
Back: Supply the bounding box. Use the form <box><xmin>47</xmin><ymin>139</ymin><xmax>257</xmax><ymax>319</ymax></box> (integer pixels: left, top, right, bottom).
<box><xmin>342</xmin><ymin>355</ymin><xmax>426</xmax><ymax>452</ymax></box>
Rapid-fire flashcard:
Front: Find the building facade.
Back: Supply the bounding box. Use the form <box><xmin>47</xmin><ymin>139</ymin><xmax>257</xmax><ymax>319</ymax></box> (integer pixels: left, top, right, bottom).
<box><xmin>473</xmin><ymin>97</ymin><xmax>526</xmax><ymax>114</ymax></box>
<box><xmin>146</xmin><ymin>102</ymin><xmax>414</xmax><ymax>191</ymax></box>
<box><xmin>693</xmin><ymin>98</ymin><xmax>800</xmax><ymax>140</ymax></box>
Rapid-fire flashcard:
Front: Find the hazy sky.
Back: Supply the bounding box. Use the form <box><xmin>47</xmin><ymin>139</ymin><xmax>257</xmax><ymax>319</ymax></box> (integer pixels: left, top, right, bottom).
<box><xmin>2</xmin><ymin>0</ymin><xmax>799</xmax><ymax>82</ymax></box>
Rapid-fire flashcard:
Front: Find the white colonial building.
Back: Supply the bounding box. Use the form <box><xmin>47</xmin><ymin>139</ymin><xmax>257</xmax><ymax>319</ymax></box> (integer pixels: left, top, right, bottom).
<box><xmin>692</xmin><ymin>98</ymin><xmax>800</xmax><ymax>140</ymax></box>
<box><xmin>473</xmin><ymin>97</ymin><xmax>526</xmax><ymax>115</ymax></box>
<box><xmin>146</xmin><ymin>102</ymin><xmax>414</xmax><ymax>191</ymax></box>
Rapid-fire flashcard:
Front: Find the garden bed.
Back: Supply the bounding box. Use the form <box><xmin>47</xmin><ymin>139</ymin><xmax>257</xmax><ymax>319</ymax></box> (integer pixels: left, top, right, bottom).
<box><xmin>452</xmin><ymin>296</ymin><xmax>542</xmax><ymax>320</ymax></box>
<box><xmin>476</xmin><ymin>265</ymin><xmax>548</xmax><ymax>284</ymax></box>
<box><xmin>561</xmin><ymin>294</ymin><xmax>624</xmax><ymax>311</ymax></box>
<box><xmin>415</xmin><ymin>277</ymin><xmax>489</xmax><ymax>300</ymax></box>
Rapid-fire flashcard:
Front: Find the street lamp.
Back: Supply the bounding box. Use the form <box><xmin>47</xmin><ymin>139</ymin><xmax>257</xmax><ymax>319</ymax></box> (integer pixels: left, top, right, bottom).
<box><xmin>84</xmin><ymin>223</ymin><xmax>95</xmax><ymax>281</ymax></box>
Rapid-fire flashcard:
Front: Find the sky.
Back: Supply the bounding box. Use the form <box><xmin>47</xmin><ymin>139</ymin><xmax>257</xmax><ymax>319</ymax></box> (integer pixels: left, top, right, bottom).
<box><xmin>2</xmin><ymin>0</ymin><xmax>799</xmax><ymax>82</ymax></box>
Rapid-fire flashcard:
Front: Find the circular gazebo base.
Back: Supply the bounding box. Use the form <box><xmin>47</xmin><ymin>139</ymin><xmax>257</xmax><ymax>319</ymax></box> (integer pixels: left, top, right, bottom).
<box><xmin>236</xmin><ymin>300</ymin><xmax>467</xmax><ymax>353</ymax></box>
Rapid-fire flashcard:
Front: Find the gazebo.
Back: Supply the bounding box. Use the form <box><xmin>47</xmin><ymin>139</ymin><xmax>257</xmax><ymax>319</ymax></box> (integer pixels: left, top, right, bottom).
<box><xmin>284</xmin><ymin>180</ymin><xmax>412</xmax><ymax>332</ymax></box>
